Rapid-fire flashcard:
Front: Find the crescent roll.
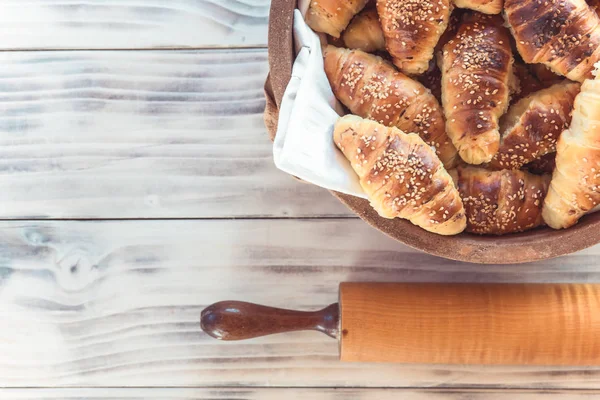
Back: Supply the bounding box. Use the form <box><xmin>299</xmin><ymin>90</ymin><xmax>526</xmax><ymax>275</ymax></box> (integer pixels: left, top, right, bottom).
<box><xmin>334</xmin><ymin>115</ymin><xmax>467</xmax><ymax>235</ymax></box>
<box><xmin>342</xmin><ymin>9</ymin><xmax>386</xmax><ymax>52</ymax></box>
<box><xmin>490</xmin><ymin>81</ymin><xmax>581</xmax><ymax>170</ymax></box>
<box><xmin>440</xmin><ymin>14</ymin><xmax>515</xmax><ymax>165</ymax></box>
<box><xmin>505</xmin><ymin>0</ymin><xmax>600</xmax><ymax>82</ymax></box>
<box><xmin>306</xmin><ymin>0</ymin><xmax>370</xmax><ymax>38</ymax></box>
<box><xmin>453</xmin><ymin>0</ymin><xmax>502</xmax><ymax>14</ymax></box>
<box><xmin>377</xmin><ymin>0</ymin><xmax>452</xmax><ymax>75</ymax></box>
<box><xmin>543</xmin><ymin>76</ymin><xmax>600</xmax><ymax>229</ymax></box>
<box><xmin>452</xmin><ymin>166</ymin><xmax>550</xmax><ymax>235</ymax></box>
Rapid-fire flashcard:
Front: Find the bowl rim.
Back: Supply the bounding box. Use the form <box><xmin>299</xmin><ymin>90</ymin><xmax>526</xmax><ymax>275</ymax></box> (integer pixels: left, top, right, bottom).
<box><xmin>267</xmin><ymin>0</ymin><xmax>600</xmax><ymax>264</ymax></box>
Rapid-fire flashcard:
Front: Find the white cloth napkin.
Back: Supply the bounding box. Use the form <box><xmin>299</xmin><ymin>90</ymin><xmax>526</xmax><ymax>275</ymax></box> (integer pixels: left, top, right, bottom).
<box><xmin>272</xmin><ymin>8</ymin><xmax>368</xmax><ymax>198</ymax></box>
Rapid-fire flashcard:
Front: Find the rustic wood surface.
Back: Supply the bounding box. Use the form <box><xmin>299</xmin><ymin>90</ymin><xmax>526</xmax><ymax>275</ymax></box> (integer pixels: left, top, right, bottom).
<box><xmin>0</xmin><ymin>1</ymin><xmax>270</xmax><ymax>49</ymax></box>
<box><xmin>1</xmin><ymin>220</ymin><xmax>600</xmax><ymax>389</ymax></box>
<box><xmin>0</xmin><ymin>49</ymin><xmax>348</xmax><ymax>219</ymax></box>
<box><xmin>1</xmin><ymin>1</ymin><xmax>599</xmax><ymax>399</ymax></box>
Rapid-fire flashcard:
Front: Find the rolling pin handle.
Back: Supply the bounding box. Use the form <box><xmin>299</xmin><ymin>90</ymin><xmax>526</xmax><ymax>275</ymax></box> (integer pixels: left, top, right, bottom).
<box><xmin>200</xmin><ymin>301</ymin><xmax>339</xmax><ymax>341</ymax></box>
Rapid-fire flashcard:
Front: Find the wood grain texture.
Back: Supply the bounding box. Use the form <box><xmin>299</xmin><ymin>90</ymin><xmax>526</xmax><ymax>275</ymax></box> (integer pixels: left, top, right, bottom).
<box><xmin>1</xmin><ymin>388</ymin><xmax>600</xmax><ymax>399</ymax></box>
<box><xmin>0</xmin><ymin>49</ymin><xmax>348</xmax><ymax>219</ymax></box>
<box><xmin>2</xmin><ymin>219</ymin><xmax>600</xmax><ymax>387</ymax></box>
<box><xmin>0</xmin><ymin>1</ymin><xmax>269</xmax><ymax>49</ymax></box>
<box><xmin>340</xmin><ymin>283</ymin><xmax>600</xmax><ymax>365</ymax></box>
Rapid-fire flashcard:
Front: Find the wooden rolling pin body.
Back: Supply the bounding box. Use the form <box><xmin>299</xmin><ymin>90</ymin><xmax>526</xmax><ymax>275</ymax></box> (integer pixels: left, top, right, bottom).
<box><xmin>340</xmin><ymin>283</ymin><xmax>600</xmax><ymax>365</ymax></box>
<box><xmin>201</xmin><ymin>283</ymin><xmax>600</xmax><ymax>366</ymax></box>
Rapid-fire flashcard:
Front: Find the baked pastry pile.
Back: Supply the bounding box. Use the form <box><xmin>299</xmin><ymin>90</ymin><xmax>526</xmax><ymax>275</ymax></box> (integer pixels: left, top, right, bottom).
<box><xmin>305</xmin><ymin>0</ymin><xmax>600</xmax><ymax>235</ymax></box>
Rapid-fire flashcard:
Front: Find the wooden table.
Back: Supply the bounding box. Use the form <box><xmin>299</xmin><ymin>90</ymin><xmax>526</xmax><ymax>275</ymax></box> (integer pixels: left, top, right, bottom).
<box><xmin>1</xmin><ymin>2</ymin><xmax>600</xmax><ymax>399</ymax></box>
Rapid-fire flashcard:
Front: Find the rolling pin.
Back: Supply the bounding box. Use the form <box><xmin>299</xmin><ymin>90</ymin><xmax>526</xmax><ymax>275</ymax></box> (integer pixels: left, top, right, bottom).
<box><xmin>201</xmin><ymin>283</ymin><xmax>600</xmax><ymax>365</ymax></box>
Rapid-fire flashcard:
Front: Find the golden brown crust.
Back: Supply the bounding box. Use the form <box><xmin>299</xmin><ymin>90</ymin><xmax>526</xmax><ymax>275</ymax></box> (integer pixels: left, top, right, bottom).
<box><xmin>324</xmin><ymin>46</ymin><xmax>458</xmax><ymax>168</ymax></box>
<box><xmin>334</xmin><ymin>115</ymin><xmax>466</xmax><ymax>235</ymax></box>
<box><xmin>306</xmin><ymin>0</ymin><xmax>371</xmax><ymax>38</ymax></box>
<box><xmin>490</xmin><ymin>81</ymin><xmax>581</xmax><ymax>170</ymax></box>
<box><xmin>454</xmin><ymin>0</ymin><xmax>502</xmax><ymax>14</ymax></box>
<box><xmin>377</xmin><ymin>0</ymin><xmax>452</xmax><ymax>75</ymax></box>
<box><xmin>440</xmin><ymin>14</ymin><xmax>515</xmax><ymax>165</ymax></box>
<box><xmin>543</xmin><ymin>78</ymin><xmax>600</xmax><ymax>229</ymax></box>
<box><xmin>342</xmin><ymin>9</ymin><xmax>386</xmax><ymax>53</ymax></box>
<box><xmin>453</xmin><ymin>166</ymin><xmax>550</xmax><ymax>235</ymax></box>
<box><xmin>504</xmin><ymin>0</ymin><xmax>600</xmax><ymax>82</ymax></box>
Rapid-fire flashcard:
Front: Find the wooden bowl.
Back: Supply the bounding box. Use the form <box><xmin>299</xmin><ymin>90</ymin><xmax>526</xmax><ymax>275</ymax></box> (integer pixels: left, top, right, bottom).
<box><xmin>267</xmin><ymin>0</ymin><xmax>600</xmax><ymax>264</ymax></box>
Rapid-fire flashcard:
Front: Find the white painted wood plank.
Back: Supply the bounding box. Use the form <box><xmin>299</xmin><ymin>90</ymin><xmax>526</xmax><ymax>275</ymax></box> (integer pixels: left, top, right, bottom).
<box><xmin>0</xmin><ymin>1</ymin><xmax>269</xmax><ymax>49</ymax></box>
<box><xmin>1</xmin><ymin>219</ymin><xmax>600</xmax><ymax>388</ymax></box>
<box><xmin>0</xmin><ymin>49</ymin><xmax>349</xmax><ymax>218</ymax></box>
<box><xmin>0</xmin><ymin>388</ymin><xmax>599</xmax><ymax>399</ymax></box>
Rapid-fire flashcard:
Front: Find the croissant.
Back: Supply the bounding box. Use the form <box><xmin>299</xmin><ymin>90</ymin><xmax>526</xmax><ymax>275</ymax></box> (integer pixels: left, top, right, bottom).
<box><xmin>453</xmin><ymin>0</ymin><xmax>502</xmax><ymax>14</ymax></box>
<box><xmin>451</xmin><ymin>166</ymin><xmax>551</xmax><ymax>235</ymax></box>
<box><xmin>377</xmin><ymin>0</ymin><xmax>452</xmax><ymax>75</ymax></box>
<box><xmin>440</xmin><ymin>14</ymin><xmax>515</xmax><ymax>165</ymax></box>
<box><xmin>504</xmin><ymin>0</ymin><xmax>600</xmax><ymax>82</ymax></box>
<box><xmin>489</xmin><ymin>81</ymin><xmax>581</xmax><ymax>170</ymax></box>
<box><xmin>306</xmin><ymin>0</ymin><xmax>370</xmax><ymax>38</ymax></box>
<box><xmin>542</xmin><ymin>76</ymin><xmax>600</xmax><ymax>229</ymax></box>
<box><xmin>334</xmin><ymin>115</ymin><xmax>467</xmax><ymax>235</ymax></box>
<box><xmin>324</xmin><ymin>46</ymin><xmax>459</xmax><ymax>168</ymax></box>
<box><xmin>342</xmin><ymin>9</ymin><xmax>386</xmax><ymax>53</ymax></box>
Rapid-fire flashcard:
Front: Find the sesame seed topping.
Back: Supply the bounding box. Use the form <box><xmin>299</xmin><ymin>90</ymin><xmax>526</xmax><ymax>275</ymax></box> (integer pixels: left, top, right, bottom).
<box><xmin>458</xmin><ymin>169</ymin><xmax>548</xmax><ymax>234</ymax></box>
<box><xmin>338</xmin><ymin>51</ymin><xmax>449</xmax><ymax>153</ymax></box>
